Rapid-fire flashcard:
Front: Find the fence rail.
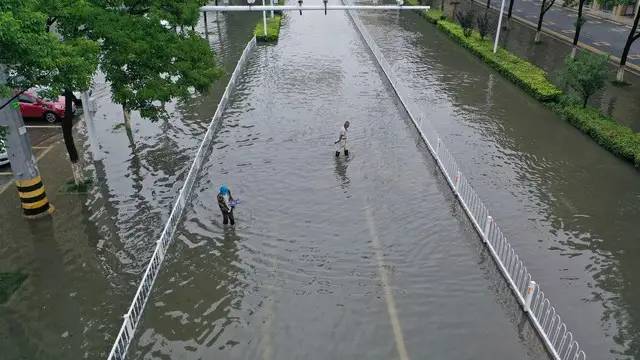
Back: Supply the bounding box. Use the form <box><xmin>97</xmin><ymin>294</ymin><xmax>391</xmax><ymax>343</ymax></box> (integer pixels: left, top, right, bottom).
<box><xmin>343</xmin><ymin>4</ymin><xmax>586</xmax><ymax>360</ymax></box>
<box><xmin>106</xmin><ymin>36</ymin><xmax>257</xmax><ymax>360</ymax></box>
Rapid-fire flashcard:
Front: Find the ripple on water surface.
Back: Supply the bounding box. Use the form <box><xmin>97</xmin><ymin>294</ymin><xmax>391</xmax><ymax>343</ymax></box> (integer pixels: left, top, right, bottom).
<box><xmin>129</xmin><ymin>8</ymin><xmax>549</xmax><ymax>360</ymax></box>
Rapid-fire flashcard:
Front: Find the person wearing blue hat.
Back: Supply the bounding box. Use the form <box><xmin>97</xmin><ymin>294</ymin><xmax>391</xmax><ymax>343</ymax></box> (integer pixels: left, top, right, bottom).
<box><xmin>217</xmin><ymin>184</ymin><xmax>236</xmax><ymax>225</ymax></box>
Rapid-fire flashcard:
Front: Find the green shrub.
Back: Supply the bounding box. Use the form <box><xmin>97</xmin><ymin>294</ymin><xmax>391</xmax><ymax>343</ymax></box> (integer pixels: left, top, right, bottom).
<box><xmin>255</xmin><ymin>15</ymin><xmax>282</xmax><ymax>43</ymax></box>
<box><xmin>559</xmin><ymin>52</ymin><xmax>609</xmax><ymax>108</ymax></box>
<box><xmin>455</xmin><ymin>10</ymin><xmax>475</xmax><ymax>37</ymax></box>
<box><xmin>554</xmin><ymin>105</ymin><xmax>640</xmax><ymax>167</ymax></box>
<box><xmin>436</xmin><ymin>19</ymin><xmax>562</xmax><ymax>101</ymax></box>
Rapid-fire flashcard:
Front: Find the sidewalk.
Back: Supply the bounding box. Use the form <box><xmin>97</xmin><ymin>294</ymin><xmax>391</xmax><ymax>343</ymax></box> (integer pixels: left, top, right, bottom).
<box><xmin>483</xmin><ymin>0</ymin><xmax>640</xmax><ymax>68</ymax></box>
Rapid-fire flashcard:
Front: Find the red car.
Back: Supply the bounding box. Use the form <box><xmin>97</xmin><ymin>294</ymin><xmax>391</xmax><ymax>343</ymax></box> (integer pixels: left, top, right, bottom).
<box><xmin>17</xmin><ymin>91</ymin><xmax>75</xmax><ymax>123</ymax></box>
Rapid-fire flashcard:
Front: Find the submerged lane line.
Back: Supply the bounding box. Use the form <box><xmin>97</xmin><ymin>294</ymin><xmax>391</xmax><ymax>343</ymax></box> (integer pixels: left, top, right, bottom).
<box><xmin>0</xmin><ymin>143</ymin><xmax>56</xmax><ymax>195</ymax></box>
<box><xmin>365</xmin><ymin>206</ymin><xmax>410</xmax><ymax>360</ymax></box>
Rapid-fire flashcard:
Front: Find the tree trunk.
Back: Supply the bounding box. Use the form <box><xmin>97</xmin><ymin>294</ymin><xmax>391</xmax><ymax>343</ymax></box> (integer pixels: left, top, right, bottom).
<box><xmin>571</xmin><ymin>0</ymin><xmax>585</xmax><ymax>59</ymax></box>
<box><xmin>535</xmin><ymin>0</ymin><xmax>545</xmax><ymax>42</ymax></box>
<box><xmin>616</xmin><ymin>64</ymin><xmax>626</xmax><ymax>82</ymax></box>
<box><xmin>508</xmin><ymin>0</ymin><xmax>515</xmax><ymax>18</ymax></box>
<box><xmin>123</xmin><ymin>105</ymin><xmax>132</xmax><ymax>131</ymax></box>
<box><xmin>617</xmin><ymin>9</ymin><xmax>640</xmax><ymax>83</ymax></box>
<box><xmin>62</xmin><ymin>90</ymin><xmax>81</xmax><ymax>186</ymax></box>
<box><xmin>583</xmin><ymin>95</ymin><xmax>589</xmax><ymax>108</ymax></box>
<box><xmin>486</xmin><ymin>0</ymin><xmax>491</xmax><ymax>8</ymax></box>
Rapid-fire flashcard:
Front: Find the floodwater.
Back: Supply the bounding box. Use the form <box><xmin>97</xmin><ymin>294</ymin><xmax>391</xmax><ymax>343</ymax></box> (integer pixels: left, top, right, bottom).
<box><xmin>1</xmin><ymin>2</ymin><xmax>638</xmax><ymax>360</ymax></box>
<box><xmin>0</xmin><ymin>12</ymin><xmax>258</xmax><ymax>359</ymax></box>
<box><xmin>128</xmin><ymin>5</ymin><xmax>549</xmax><ymax>360</ymax></box>
<box><xmin>356</xmin><ymin>7</ymin><xmax>640</xmax><ymax>359</ymax></box>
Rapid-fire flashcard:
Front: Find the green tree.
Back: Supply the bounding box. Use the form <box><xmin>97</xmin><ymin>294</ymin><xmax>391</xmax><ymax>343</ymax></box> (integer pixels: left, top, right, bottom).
<box><xmin>1</xmin><ymin>0</ymin><xmax>99</xmax><ymax>186</ymax></box>
<box><xmin>85</xmin><ymin>0</ymin><xmax>222</xmax><ymax>127</ymax></box>
<box><xmin>561</xmin><ymin>53</ymin><xmax>609</xmax><ymax>108</ymax></box>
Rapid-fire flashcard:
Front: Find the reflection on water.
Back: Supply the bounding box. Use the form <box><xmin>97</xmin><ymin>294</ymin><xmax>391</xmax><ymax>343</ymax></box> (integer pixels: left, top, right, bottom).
<box><xmin>359</xmin><ymin>8</ymin><xmax>640</xmax><ymax>359</ymax></box>
<box><xmin>334</xmin><ymin>155</ymin><xmax>352</xmax><ymax>192</ymax></box>
<box><xmin>130</xmin><ymin>4</ymin><xmax>549</xmax><ymax>360</ymax></box>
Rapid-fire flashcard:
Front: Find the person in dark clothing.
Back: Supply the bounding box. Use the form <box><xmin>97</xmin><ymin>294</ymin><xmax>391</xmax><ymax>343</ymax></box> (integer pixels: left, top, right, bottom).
<box><xmin>217</xmin><ymin>184</ymin><xmax>235</xmax><ymax>225</ymax></box>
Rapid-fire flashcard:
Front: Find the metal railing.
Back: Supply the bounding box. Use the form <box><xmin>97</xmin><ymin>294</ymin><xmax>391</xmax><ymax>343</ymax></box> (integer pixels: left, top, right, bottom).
<box><xmin>106</xmin><ymin>36</ymin><xmax>257</xmax><ymax>360</ymax></box>
<box><xmin>344</xmin><ymin>4</ymin><xmax>586</xmax><ymax>360</ymax></box>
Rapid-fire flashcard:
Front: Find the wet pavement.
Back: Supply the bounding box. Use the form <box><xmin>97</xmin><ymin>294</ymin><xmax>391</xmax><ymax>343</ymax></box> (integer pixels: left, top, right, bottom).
<box><xmin>129</xmin><ymin>5</ymin><xmax>549</xmax><ymax>360</ymax></box>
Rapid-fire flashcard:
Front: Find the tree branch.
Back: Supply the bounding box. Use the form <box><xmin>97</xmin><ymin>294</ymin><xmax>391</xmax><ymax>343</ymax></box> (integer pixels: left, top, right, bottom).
<box><xmin>543</xmin><ymin>0</ymin><xmax>555</xmax><ymax>14</ymax></box>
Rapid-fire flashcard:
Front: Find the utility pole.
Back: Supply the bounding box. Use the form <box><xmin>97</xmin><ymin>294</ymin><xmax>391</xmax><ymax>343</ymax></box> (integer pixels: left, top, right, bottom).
<box><xmin>0</xmin><ymin>97</ymin><xmax>54</xmax><ymax>217</ymax></box>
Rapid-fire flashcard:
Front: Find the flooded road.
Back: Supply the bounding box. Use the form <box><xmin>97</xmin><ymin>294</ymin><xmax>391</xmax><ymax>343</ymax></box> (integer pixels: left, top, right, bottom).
<box><xmin>129</xmin><ymin>6</ymin><xmax>549</xmax><ymax>360</ymax></box>
<box><xmin>357</xmin><ymin>8</ymin><xmax>640</xmax><ymax>359</ymax></box>
<box><xmin>2</xmin><ymin>2</ymin><xmax>638</xmax><ymax>360</ymax></box>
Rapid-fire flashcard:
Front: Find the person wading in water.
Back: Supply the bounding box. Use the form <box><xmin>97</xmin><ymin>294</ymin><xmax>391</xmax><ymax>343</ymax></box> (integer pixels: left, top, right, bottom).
<box><xmin>217</xmin><ymin>184</ymin><xmax>236</xmax><ymax>226</ymax></box>
<box><xmin>335</xmin><ymin>121</ymin><xmax>350</xmax><ymax>157</ymax></box>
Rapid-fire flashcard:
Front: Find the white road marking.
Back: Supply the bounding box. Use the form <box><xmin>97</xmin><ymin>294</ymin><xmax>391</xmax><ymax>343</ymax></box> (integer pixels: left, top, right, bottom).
<box><xmin>365</xmin><ymin>207</ymin><xmax>410</xmax><ymax>360</ymax></box>
<box><xmin>0</xmin><ymin>143</ymin><xmax>57</xmax><ymax>195</ymax></box>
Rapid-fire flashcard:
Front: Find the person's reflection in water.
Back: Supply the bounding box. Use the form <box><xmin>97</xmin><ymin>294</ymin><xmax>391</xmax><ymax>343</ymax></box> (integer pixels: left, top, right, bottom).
<box><xmin>334</xmin><ymin>155</ymin><xmax>351</xmax><ymax>193</ymax></box>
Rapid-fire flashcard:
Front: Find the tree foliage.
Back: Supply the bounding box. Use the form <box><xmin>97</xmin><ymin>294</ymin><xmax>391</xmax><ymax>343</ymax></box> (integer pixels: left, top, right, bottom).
<box><xmin>560</xmin><ymin>53</ymin><xmax>609</xmax><ymax>107</ymax></box>
<box><xmin>0</xmin><ymin>0</ymin><xmax>99</xmax><ymax>97</ymax></box>
<box><xmin>84</xmin><ymin>0</ymin><xmax>222</xmax><ymax>120</ymax></box>
<box><xmin>2</xmin><ymin>0</ymin><xmax>222</xmax><ymax>121</ymax></box>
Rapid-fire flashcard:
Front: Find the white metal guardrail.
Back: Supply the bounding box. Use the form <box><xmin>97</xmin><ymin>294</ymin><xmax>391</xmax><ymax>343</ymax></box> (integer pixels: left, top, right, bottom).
<box><xmin>344</xmin><ymin>4</ymin><xmax>586</xmax><ymax>360</ymax></box>
<box><xmin>106</xmin><ymin>36</ymin><xmax>257</xmax><ymax>360</ymax></box>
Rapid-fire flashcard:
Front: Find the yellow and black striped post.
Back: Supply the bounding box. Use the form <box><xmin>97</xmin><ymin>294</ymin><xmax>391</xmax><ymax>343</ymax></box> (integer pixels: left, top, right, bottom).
<box><xmin>2</xmin><ymin>97</ymin><xmax>55</xmax><ymax>218</ymax></box>
<box><xmin>16</xmin><ymin>175</ymin><xmax>55</xmax><ymax>217</ymax></box>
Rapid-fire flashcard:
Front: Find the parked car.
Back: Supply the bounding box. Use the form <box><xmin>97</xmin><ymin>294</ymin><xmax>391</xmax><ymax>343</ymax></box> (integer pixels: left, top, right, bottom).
<box><xmin>0</xmin><ymin>135</ymin><xmax>8</xmax><ymax>166</ymax></box>
<box><xmin>17</xmin><ymin>91</ymin><xmax>76</xmax><ymax>123</ymax></box>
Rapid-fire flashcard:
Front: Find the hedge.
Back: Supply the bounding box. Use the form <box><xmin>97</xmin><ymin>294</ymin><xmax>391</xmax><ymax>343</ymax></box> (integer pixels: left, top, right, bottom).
<box><xmin>553</xmin><ymin>105</ymin><xmax>640</xmax><ymax>167</ymax></box>
<box><xmin>255</xmin><ymin>15</ymin><xmax>282</xmax><ymax>43</ymax></box>
<box><xmin>435</xmin><ymin>18</ymin><xmax>561</xmax><ymax>101</ymax></box>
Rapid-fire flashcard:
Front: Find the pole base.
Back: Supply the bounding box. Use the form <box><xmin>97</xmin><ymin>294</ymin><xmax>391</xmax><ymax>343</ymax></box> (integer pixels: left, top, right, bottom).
<box><xmin>16</xmin><ymin>176</ymin><xmax>55</xmax><ymax>218</ymax></box>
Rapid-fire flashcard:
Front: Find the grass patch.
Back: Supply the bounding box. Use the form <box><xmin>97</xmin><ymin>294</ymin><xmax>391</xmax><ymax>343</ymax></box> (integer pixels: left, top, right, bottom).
<box><xmin>422</xmin><ymin>9</ymin><xmax>444</xmax><ymax>23</ymax></box>
<box><xmin>255</xmin><ymin>15</ymin><xmax>282</xmax><ymax>43</ymax></box>
<box><xmin>553</xmin><ymin>104</ymin><xmax>640</xmax><ymax>167</ymax></box>
<box><xmin>0</xmin><ymin>272</ymin><xmax>28</xmax><ymax>304</ymax></box>
<box><xmin>61</xmin><ymin>177</ymin><xmax>94</xmax><ymax>193</ymax></box>
<box><xmin>435</xmin><ymin>19</ymin><xmax>561</xmax><ymax>101</ymax></box>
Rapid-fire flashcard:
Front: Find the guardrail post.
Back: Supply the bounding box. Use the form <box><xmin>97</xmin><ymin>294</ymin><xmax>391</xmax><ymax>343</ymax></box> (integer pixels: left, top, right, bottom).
<box><xmin>482</xmin><ymin>215</ymin><xmax>492</xmax><ymax>243</ymax></box>
<box><xmin>524</xmin><ymin>281</ymin><xmax>536</xmax><ymax>313</ymax></box>
<box><xmin>123</xmin><ymin>313</ymin><xmax>134</xmax><ymax>337</ymax></box>
<box><xmin>454</xmin><ymin>171</ymin><xmax>461</xmax><ymax>190</ymax></box>
<box><xmin>157</xmin><ymin>239</ymin><xmax>165</xmax><ymax>261</ymax></box>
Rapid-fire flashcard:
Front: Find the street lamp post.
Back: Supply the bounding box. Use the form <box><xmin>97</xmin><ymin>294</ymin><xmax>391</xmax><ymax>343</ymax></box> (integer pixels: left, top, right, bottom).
<box><xmin>493</xmin><ymin>0</ymin><xmax>506</xmax><ymax>53</ymax></box>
